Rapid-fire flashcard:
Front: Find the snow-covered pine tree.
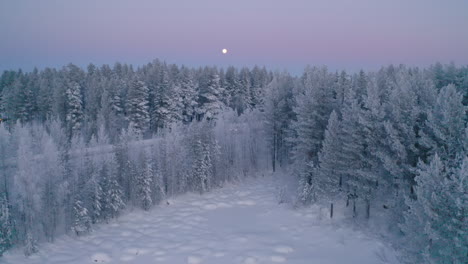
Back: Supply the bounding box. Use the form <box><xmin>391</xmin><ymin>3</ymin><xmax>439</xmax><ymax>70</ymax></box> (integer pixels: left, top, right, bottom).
<box><xmin>101</xmin><ymin>160</ymin><xmax>125</xmax><ymax>220</ymax></box>
<box><xmin>333</xmin><ymin>70</ymin><xmax>351</xmax><ymax>113</ymax></box>
<box><xmin>400</xmin><ymin>153</ymin><xmax>467</xmax><ymax>263</ymax></box>
<box><xmin>126</xmin><ymin>78</ymin><xmax>150</xmax><ymax>136</ymax></box>
<box><xmin>317</xmin><ymin>110</ymin><xmax>343</xmax><ymax>217</ymax></box>
<box><xmin>1</xmin><ymin>77</ymin><xmax>24</xmax><ymax>123</ymax></box>
<box><xmin>100</xmin><ymin>75</ymin><xmax>126</xmax><ymax>142</ymax></box>
<box><xmin>249</xmin><ymin>66</ymin><xmax>268</xmax><ymax>110</ymax></box>
<box><xmin>440</xmin><ymin>156</ymin><xmax>468</xmax><ymax>264</ymax></box>
<box><xmin>353</xmin><ymin>69</ymin><xmax>368</xmax><ymax>104</ymax></box>
<box><xmin>36</xmin><ymin>68</ymin><xmax>55</xmax><ymax>122</ymax></box>
<box><xmin>136</xmin><ymin>153</ymin><xmax>153</xmax><ymax>211</ymax></box>
<box><xmin>152</xmin><ymin>163</ymin><xmax>166</xmax><ymax>205</ymax></box>
<box><xmin>420</xmin><ymin>84</ymin><xmax>466</xmax><ymax>167</ymax></box>
<box><xmin>179</xmin><ymin>67</ymin><xmax>198</xmax><ymax>123</ymax></box>
<box><xmin>82</xmin><ymin>64</ymin><xmax>104</xmax><ymax>141</ymax></box>
<box><xmin>192</xmin><ymin>139</ymin><xmax>210</xmax><ymax>194</ymax></box>
<box><xmin>297</xmin><ymin>161</ymin><xmax>317</xmax><ymax>205</ymax></box>
<box><xmin>18</xmin><ymin>71</ymin><xmax>38</xmax><ymax>123</ymax></box>
<box><xmin>86</xmin><ymin>170</ymin><xmax>103</xmax><ymax>224</ymax></box>
<box><xmin>71</xmin><ymin>199</ymin><xmax>91</xmax><ymax>236</ymax></box>
<box><xmin>0</xmin><ymin>123</ymin><xmax>12</xmax><ymax>207</ymax></box>
<box><xmin>23</xmin><ymin>232</ymin><xmax>38</xmax><ymax>256</ymax></box>
<box><xmin>152</xmin><ymin>66</ymin><xmax>173</xmax><ymax>130</ymax></box>
<box><xmin>197</xmin><ymin>69</ymin><xmax>223</xmax><ymax>120</ymax></box>
<box><xmin>40</xmin><ymin>133</ymin><xmax>62</xmax><ymax>242</ymax></box>
<box><xmin>0</xmin><ymin>195</ymin><xmax>13</xmax><ymax>256</ymax></box>
<box><xmin>14</xmin><ymin>126</ymin><xmax>42</xmax><ymax>248</ymax></box>
<box><xmin>168</xmin><ymin>78</ymin><xmax>183</xmax><ymax>123</ymax></box>
<box><xmin>236</xmin><ymin>67</ymin><xmax>252</xmax><ymax>114</ymax></box>
<box><xmin>263</xmin><ymin>73</ymin><xmax>295</xmax><ymax>172</ymax></box>
<box><xmin>291</xmin><ymin>66</ymin><xmax>335</xmax><ymax>163</ymax></box>
<box><xmin>65</xmin><ymin>80</ymin><xmax>84</xmax><ymax>139</ymax></box>
<box><xmin>336</xmin><ymin>88</ymin><xmax>365</xmax><ymax>216</ymax></box>
<box><xmin>113</xmin><ymin>128</ymin><xmax>134</xmax><ymax>202</ymax></box>
<box><xmin>356</xmin><ymin>77</ymin><xmax>387</xmax><ymax>219</ymax></box>
<box><xmin>223</xmin><ymin>66</ymin><xmax>239</xmax><ymax>111</ymax></box>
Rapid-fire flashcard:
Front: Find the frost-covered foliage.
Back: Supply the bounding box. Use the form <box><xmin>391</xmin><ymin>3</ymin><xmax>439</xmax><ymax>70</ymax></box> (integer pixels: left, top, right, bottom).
<box><xmin>284</xmin><ymin>64</ymin><xmax>467</xmax><ymax>263</ymax></box>
<box><xmin>0</xmin><ymin>111</ymin><xmax>268</xmax><ymax>256</ymax></box>
<box><xmin>0</xmin><ymin>195</ymin><xmax>13</xmax><ymax>256</ymax></box>
<box><xmin>0</xmin><ymin>61</ymin><xmax>466</xmax><ymax>262</ymax></box>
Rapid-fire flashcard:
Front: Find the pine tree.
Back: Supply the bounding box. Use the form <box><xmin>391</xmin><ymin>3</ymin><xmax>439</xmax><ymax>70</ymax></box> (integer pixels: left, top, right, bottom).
<box><xmin>197</xmin><ymin>69</ymin><xmax>223</xmax><ymax>120</ymax></box>
<box><xmin>152</xmin><ymin>67</ymin><xmax>173</xmax><ymax>130</ymax></box>
<box><xmin>37</xmin><ymin>68</ymin><xmax>55</xmax><ymax>122</ymax></box>
<box><xmin>87</xmin><ymin>172</ymin><xmax>103</xmax><ymax>224</ymax></box>
<box><xmin>152</xmin><ymin>166</ymin><xmax>166</xmax><ymax>204</ymax></box>
<box><xmin>292</xmin><ymin>66</ymin><xmax>335</xmax><ymax>163</ymax></box>
<box><xmin>101</xmin><ymin>160</ymin><xmax>125</xmax><ymax>219</ymax></box>
<box><xmin>40</xmin><ymin>133</ymin><xmax>62</xmax><ymax>242</ymax></box>
<box><xmin>356</xmin><ymin>77</ymin><xmax>387</xmax><ymax>218</ymax></box>
<box><xmin>401</xmin><ymin>154</ymin><xmax>467</xmax><ymax>263</ymax></box>
<box><xmin>297</xmin><ymin>161</ymin><xmax>317</xmax><ymax>205</ymax></box>
<box><xmin>0</xmin><ymin>195</ymin><xmax>13</xmax><ymax>256</ymax></box>
<box><xmin>136</xmin><ymin>154</ymin><xmax>153</xmax><ymax>211</ymax></box>
<box><xmin>1</xmin><ymin>77</ymin><xmax>24</xmax><ymax>122</ymax></box>
<box><xmin>126</xmin><ymin>78</ymin><xmax>150</xmax><ymax>136</ymax></box>
<box><xmin>18</xmin><ymin>73</ymin><xmax>37</xmax><ymax>123</ymax></box>
<box><xmin>336</xmin><ymin>88</ymin><xmax>365</xmax><ymax>215</ymax></box>
<box><xmin>192</xmin><ymin>140</ymin><xmax>210</xmax><ymax>194</ymax></box>
<box><xmin>317</xmin><ymin>111</ymin><xmax>342</xmax><ymax>217</ymax></box>
<box><xmin>14</xmin><ymin>126</ymin><xmax>42</xmax><ymax>246</ymax></box>
<box><xmin>250</xmin><ymin>66</ymin><xmax>268</xmax><ymax>110</ymax></box>
<box><xmin>441</xmin><ymin>156</ymin><xmax>468</xmax><ymax>264</ymax></box>
<box><xmin>420</xmin><ymin>84</ymin><xmax>466</xmax><ymax>166</ymax></box>
<box><xmin>263</xmin><ymin>73</ymin><xmax>295</xmax><ymax>172</ymax></box>
<box><xmin>71</xmin><ymin>199</ymin><xmax>91</xmax><ymax>236</ymax></box>
<box><xmin>236</xmin><ymin>67</ymin><xmax>252</xmax><ymax>114</ymax></box>
<box><xmin>223</xmin><ymin>66</ymin><xmax>239</xmax><ymax>110</ymax></box>
<box><xmin>65</xmin><ymin>81</ymin><xmax>84</xmax><ymax>139</ymax></box>
<box><xmin>23</xmin><ymin>232</ymin><xmax>38</xmax><ymax>256</ymax></box>
<box><xmin>100</xmin><ymin>76</ymin><xmax>126</xmax><ymax>142</ymax></box>
<box><xmin>179</xmin><ymin>67</ymin><xmax>198</xmax><ymax>123</ymax></box>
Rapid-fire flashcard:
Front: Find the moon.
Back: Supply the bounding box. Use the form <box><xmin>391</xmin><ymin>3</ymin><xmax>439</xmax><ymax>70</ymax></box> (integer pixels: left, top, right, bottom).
<box><xmin>222</xmin><ymin>48</ymin><xmax>228</xmax><ymax>54</ymax></box>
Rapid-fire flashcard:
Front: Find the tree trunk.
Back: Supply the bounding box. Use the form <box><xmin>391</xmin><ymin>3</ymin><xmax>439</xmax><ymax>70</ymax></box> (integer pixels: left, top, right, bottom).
<box><xmin>366</xmin><ymin>200</ymin><xmax>370</xmax><ymax>219</ymax></box>
<box><xmin>330</xmin><ymin>202</ymin><xmax>334</xmax><ymax>219</ymax></box>
<box><xmin>272</xmin><ymin>133</ymin><xmax>277</xmax><ymax>172</ymax></box>
<box><xmin>353</xmin><ymin>199</ymin><xmax>357</xmax><ymax>218</ymax></box>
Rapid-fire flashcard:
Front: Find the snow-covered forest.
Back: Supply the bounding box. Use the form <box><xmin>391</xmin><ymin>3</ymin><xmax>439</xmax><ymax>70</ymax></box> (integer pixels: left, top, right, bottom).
<box><xmin>0</xmin><ymin>61</ymin><xmax>466</xmax><ymax>263</ymax></box>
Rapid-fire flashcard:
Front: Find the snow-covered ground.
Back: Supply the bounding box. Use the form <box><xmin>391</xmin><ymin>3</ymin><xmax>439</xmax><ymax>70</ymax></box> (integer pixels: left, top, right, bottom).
<box><xmin>3</xmin><ymin>174</ymin><xmax>400</xmax><ymax>264</ymax></box>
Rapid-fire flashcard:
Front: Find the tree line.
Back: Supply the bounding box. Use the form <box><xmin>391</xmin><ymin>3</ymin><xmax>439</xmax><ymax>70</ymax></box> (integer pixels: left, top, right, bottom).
<box><xmin>0</xmin><ymin>61</ymin><xmax>466</xmax><ymax>263</ymax></box>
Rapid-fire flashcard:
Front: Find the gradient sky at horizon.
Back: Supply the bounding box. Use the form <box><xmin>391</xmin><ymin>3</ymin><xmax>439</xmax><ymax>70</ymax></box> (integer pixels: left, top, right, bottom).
<box><xmin>1</xmin><ymin>0</ymin><xmax>467</xmax><ymax>73</ymax></box>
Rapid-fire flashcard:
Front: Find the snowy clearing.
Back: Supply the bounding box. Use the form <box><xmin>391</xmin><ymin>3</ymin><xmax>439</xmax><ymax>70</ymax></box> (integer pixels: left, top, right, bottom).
<box><xmin>3</xmin><ymin>174</ymin><xmax>400</xmax><ymax>264</ymax></box>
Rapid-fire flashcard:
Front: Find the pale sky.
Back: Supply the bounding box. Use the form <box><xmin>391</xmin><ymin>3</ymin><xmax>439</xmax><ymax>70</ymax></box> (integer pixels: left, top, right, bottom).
<box><xmin>1</xmin><ymin>0</ymin><xmax>467</xmax><ymax>72</ymax></box>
